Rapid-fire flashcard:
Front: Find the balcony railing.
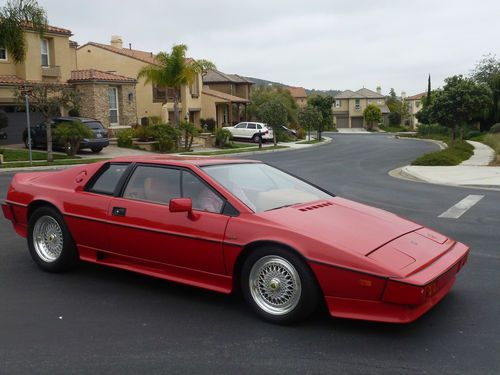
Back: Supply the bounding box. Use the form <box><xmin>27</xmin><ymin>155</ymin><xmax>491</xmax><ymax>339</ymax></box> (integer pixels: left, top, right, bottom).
<box><xmin>41</xmin><ymin>65</ymin><xmax>61</xmax><ymax>78</ymax></box>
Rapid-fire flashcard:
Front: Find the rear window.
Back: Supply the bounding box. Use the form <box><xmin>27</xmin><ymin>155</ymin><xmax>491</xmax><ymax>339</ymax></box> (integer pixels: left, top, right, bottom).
<box><xmin>84</xmin><ymin>121</ymin><xmax>104</xmax><ymax>130</ymax></box>
<box><xmin>87</xmin><ymin>163</ymin><xmax>130</xmax><ymax>195</ymax></box>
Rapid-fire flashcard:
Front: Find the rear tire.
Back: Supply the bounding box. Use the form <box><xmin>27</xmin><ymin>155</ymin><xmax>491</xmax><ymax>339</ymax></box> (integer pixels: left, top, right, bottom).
<box><xmin>252</xmin><ymin>134</ymin><xmax>261</xmax><ymax>144</ymax></box>
<box><xmin>91</xmin><ymin>147</ymin><xmax>103</xmax><ymax>153</ymax></box>
<box><xmin>241</xmin><ymin>246</ymin><xmax>320</xmax><ymax>324</ymax></box>
<box><xmin>27</xmin><ymin>206</ymin><xmax>79</xmax><ymax>273</ymax></box>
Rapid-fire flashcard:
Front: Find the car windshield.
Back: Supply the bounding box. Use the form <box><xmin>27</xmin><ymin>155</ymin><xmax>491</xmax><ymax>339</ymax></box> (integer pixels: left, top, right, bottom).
<box><xmin>202</xmin><ymin>163</ymin><xmax>333</xmax><ymax>212</ymax></box>
<box><xmin>85</xmin><ymin>121</ymin><xmax>104</xmax><ymax>130</ymax></box>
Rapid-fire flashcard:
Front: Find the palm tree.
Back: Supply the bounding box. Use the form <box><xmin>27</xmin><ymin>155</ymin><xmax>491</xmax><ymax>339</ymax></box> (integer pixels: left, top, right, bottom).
<box><xmin>138</xmin><ymin>44</ymin><xmax>215</xmax><ymax>127</ymax></box>
<box><xmin>0</xmin><ymin>0</ymin><xmax>47</xmax><ymax>63</ymax></box>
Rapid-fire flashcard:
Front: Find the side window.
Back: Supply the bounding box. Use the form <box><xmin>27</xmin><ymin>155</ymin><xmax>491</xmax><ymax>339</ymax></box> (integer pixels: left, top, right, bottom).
<box><xmin>87</xmin><ymin>163</ymin><xmax>130</xmax><ymax>195</ymax></box>
<box><xmin>257</xmin><ymin>124</ymin><xmax>262</xmax><ymax>129</ymax></box>
<box><xmin>234</xmin><ymin>123</ymin><xmax>247</xmax><ymax>129</ymax></box>
<box><xmin>247</xmin><ymin>123</ymin><xmax>257</xmax><ymax>129</ymax></box>
<box><xmin>182</xmin><ymin>171</ymin><xmax>224</xmax><ymax>214</ymax></box>
<box><xmin>123</xmin><ymin>165</ymin><xmax>181</xmax><ymax>205</ymax></box>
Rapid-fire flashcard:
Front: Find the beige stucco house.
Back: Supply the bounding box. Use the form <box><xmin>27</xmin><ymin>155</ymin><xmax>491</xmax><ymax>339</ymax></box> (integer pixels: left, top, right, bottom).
<box><xmin>0</xmin><ymin>26</ymin><xmax>137</xmax><ymax>142</ymax></box>
<box><xmin>332</xmin><ymin>87</ymin><xmax>390</xmax><ymax>129</ymax></box>
<box><xmin>406</xmin><ymin>92</ymin><xmax>426</xmax><ymax>128</ymax></box>
<box><xmin>77</xmin><ymin>37</ymin><xmax>203</xmax><ymax>126</ymax></box>
<box><xmin>201</xmin><ymin>69</ymin><xmax>253</xmax><ymax>127</ymax></box>
<box><xmin>287</xmin><ymin>86</ymin><xmax>308</xmax><ymax>108</ymax></box>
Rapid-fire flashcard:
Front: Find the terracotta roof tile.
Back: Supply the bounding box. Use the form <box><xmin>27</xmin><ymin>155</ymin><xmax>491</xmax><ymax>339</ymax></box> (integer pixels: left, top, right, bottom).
<box><xmin>22</xmin><ymin>23</ymin><xmax>72</xmax><ymax>36</ymax></box>
<box><xmin>407</xmin><ymin>92</ymin><xmax>427</xmax><ymax>100</ymax></box>
<box><xmin>69</xmin><ymin>69</ymin><xmax>136</xmax><ymax>83</ymax></box>
<box><xmin>287</xmin><ymin>86</ymin><xmax>307</xmax><ymax>98</ymax></box>
<box><xmin>202</xmin><ymin>86</ymin><xmax>250</xmax><ymax>103</ymax></box>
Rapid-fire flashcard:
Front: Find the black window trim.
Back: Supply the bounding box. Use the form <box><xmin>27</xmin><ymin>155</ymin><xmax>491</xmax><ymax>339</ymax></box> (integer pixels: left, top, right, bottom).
<box><xmin>117</xmin><ymin>163</ymin><xmax>240</xmax><ymax>217</ymax></box>
<box><xmin>85</xmin><ymin>162</ymin><xmax>133</xmax><ymax>196</ymax></box>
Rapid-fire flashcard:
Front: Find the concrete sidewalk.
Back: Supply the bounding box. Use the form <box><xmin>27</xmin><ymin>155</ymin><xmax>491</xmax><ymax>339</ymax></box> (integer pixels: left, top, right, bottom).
<box><xmin>396</xmin><ymin>140</ymin><xmax>500</xmax><ymax>190</ymax></box>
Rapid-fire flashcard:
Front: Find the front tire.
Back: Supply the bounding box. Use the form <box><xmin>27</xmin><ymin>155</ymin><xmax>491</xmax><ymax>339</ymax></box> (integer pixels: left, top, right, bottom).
<box><xmin>91</xmin><ymin>146</ymin><xmax>103</xmax><ymax>153</ymax></box>
<box><xmin>28</xmin><ymin>206</ymin><xmax>79</xmax><ymax>272</ymax></box>
<box><xmin>24</xmin><ymin>136</ymin><xmax>34</xmax><ymax>149</ymax></box>
<box><xmin>241</xmin><ymin>246</ymin><xmax>320</xmax><ymax>324</ymax></box>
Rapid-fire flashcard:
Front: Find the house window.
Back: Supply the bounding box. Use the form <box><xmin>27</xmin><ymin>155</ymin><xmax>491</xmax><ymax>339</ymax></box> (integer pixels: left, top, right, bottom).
<box><xmin>108</xmin><ymin>87</ymin><xmax>119</xmax><ymax>125</ymax></box>
<box><xmin>40</xmin><ymin>39</ymin><xmax>50</xmax><ymax>67</ymax></box>
<box><xmin>335</xmin><ymin>99</ymin><xmax>341</xmax><ymax>108</ymax></box>
<box><xmin>190</xmin><ymin>77</ymin><xmax>199</xmax><ymax>98</ymax></box>
<box><xmin>377</xmin><ymin>100</ymin><xmax>382</xmax><ymax>104</ymax></box>
<box><xmin>153</xmin><ymin>85</ymin><xmax>166</xmax><ymax>102</ymax></box>
<box><xmin>416</xmin><ymin>100</ymin><xmax>421</xmax><ymax>108</ymax></box>
<box><xmin>0</xmin><ymin>46</ymin><xmax>7</xmax><ymax>61</ymax></box>
<box><xmin>355</xmin><ymin>99</ymin><xmax>361</xmax><ymax>110</ymax></box>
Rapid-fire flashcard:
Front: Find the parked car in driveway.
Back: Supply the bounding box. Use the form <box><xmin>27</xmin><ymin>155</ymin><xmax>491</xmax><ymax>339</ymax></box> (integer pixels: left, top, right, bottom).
<box><xmin>23</xmin><ymin>116</ymin><xmax>109</xmax><ymax>153</ymax></box>
<box><xmin>225</xmin><ymin>122</ymin><xmax>274</xmax><ymax>143</ymax></box>
<box><xmin>0</xmin><ymin>131</ymin><xmax>7</xmax><ymax>140</ymax></box>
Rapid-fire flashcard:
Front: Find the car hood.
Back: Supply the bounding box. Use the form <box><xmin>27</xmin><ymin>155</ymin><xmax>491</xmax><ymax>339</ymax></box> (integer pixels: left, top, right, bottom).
<box><xmin>258</xmin><ymin>197</ymin><xmax>422</xmax><ymax>256</ymax></box>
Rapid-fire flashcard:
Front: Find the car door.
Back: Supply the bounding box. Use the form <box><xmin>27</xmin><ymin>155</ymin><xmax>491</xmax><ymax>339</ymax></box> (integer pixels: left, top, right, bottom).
<box><xmin>232</xmin><ymin>122</ymin><xmax>247</xmax><ymax>137</ymax></box>
<box><xmin>246</xmin><ymin>123</ymin><xmax>257</xmax><ymax>139</ymax></box>
<box><xmin>106</xmin><ymin>164</ymin><xmax>230</xmax><ymax>275</ymax></box>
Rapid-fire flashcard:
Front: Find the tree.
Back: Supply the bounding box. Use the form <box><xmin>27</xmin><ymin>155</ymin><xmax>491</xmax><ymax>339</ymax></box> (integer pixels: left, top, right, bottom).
<box><xmin>0</xmin><ymin>0</ymin><xmax>47</xmax><ymax>63</ymax></box>
<box><xmin>15</xmin><ymin>84</ymin><xmax>80</xmax><ymax>161</ymax></box>
<box><xmin>426</xmin><ymin>74</ymin><xmax>432</xmax><ymax>106</ymax></box>
<box><xmin>258</xmin><ymin>98</ymin><xmax>288</xmax><ymax>146</ymax></box>
<box><xmin>137</xmin><ymin>44</ymin><xmax>215</xmax><ymax>127</ymax></box>
<box><xmin>298</xmin><ymin>106</ymin><xmax>322</xmax><ymax>141</ymax></box>
<box><xmin>428</xmin><ymin>75</ymin><xmax>491</xmax><ymax>140</ymax></box>
<box><xmin>363</xmin><ymin>104</ymin><xmax>382</xmax><ymax>130</ymax></box>
<box><xmin>471</xmin><ymin>54</ymin><xmax>500</xmax><ymax>128</ymax></box>
<box><xmin>0</xmin><ymin>109</ymin><xmax>8</xmax><ymax>132</ymax></box>
<box><xmin>179</xmin><ymin>121</ymin><xmax>200</xmax><ymax>150</ymax></box>
<box><xmin>53</xmin><ymin>120</ymin><xmax>94</xmax><ymax>157</ymax></box>
<box><xmin>248</xmin><ymin>85</ymin><xmax>298</xmax><ymax>125</ymax></box>
<box><xmin>386</xmin><ymin>88</ymin><xmax>399</xmax><ymax>113</ymax></box>
<box><xmin>307</xmin><ymin>95</ymin><xmax>334</xmax><ymax>139</ymax></box>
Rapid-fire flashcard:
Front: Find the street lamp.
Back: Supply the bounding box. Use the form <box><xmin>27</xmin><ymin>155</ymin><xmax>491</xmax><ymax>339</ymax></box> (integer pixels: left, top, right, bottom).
<box><xmin>20</xmin><ymin>85</ymin><xmax>34</xmax><ymax>166</ymax></box>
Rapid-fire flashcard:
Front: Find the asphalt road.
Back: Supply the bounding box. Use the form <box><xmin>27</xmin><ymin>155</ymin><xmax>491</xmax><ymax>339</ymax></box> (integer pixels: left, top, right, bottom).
<box><xmin>1</xmin><ymin>133</ymin><xmax>499</xmax><ymax>374</ymax></box>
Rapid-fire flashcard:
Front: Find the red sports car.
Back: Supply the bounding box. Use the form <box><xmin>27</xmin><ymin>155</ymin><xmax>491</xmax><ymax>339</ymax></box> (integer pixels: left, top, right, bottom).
<box><xmin>2</xmin><ymin>156</ymin><xmax>469</xmax><ymax>324</ymax></box>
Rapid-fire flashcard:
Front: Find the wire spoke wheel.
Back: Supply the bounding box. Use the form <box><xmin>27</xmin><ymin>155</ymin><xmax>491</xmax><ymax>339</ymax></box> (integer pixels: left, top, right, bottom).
<box><xmin>249</xmin><ymin>255</ymin><xmax>302</xmax><ymax>316</ymax></box>
<box><xmin>32</xmin><ymin>215</ymin><xmax>64</xmax><ymax>263</ymax></box>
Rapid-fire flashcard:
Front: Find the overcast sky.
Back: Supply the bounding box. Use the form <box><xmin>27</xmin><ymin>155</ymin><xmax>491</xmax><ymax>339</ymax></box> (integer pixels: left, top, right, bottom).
<box><xmin>40</xmin><ymin>0</ymin><xmax>499</xmax><ymax>95</ymax></box>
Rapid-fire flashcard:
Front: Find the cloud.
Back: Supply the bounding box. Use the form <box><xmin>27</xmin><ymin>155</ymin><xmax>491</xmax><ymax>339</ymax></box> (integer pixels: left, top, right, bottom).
<box><xmin>41</xmin><ymin>0</ymin><xmax>500</xmax><ymax>95</ymax></box>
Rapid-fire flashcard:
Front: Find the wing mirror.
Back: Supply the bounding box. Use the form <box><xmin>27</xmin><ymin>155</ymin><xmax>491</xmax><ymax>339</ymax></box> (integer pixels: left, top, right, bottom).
<box><xmin>169</xmin><ymin>198</ymin><xmax>198</xmax><ymax>220</ymax></box>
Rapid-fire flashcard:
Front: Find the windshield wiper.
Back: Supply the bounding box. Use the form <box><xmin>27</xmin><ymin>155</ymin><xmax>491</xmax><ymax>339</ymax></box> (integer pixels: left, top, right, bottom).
<box><xmin>265</xmin><ymin>203</ymin><xmax>300</xmax><ymax>212</ymax></box>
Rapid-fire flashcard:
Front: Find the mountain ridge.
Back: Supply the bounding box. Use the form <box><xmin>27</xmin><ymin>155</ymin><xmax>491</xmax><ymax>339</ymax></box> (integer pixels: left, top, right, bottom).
<box><xmin>244</xmin><ymin>76</ymin><xmax>341</xmax><ymax>97</ymax></box>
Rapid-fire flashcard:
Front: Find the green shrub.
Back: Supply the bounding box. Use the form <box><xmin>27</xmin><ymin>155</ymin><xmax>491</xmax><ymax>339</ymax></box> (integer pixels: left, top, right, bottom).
<box><xmin>417</xmin><ymin>124</ymin><xmax>450</xmax><ymax>137</ymax></box>
<box><xmin>150</xmin><ymin>123</ymin><xmax>180</xmax><ymax>152</ymax></box>
<box><xmin>411</xmin><ymin>140</ymin><xmax>474</xmax><ymax>166</ymax></box>
<box><xmin>149</xmin><ymin>116</ymin><xmax>161</xmax><ymax>125</ymax></box>
<box><xmin>489</xmin><ymin>123</ymin><xmax>500</xmax><ymax>133</ymax></box>
<box><xmin>201</xmin><ymin>118</ymin><xmax>216</xmax><ymax>133</ymax></box>
<box><xmin>53</xmin><ymin>120</ymin><xmax>94</xmax><ymax>156</ymax></box>
<box><xmin>180</xmin><ymin>121</ymin><xmax>200</xmax><ymax>150</ymax></box>
<box><xmin>117</xmin><ymin>128</ymin><xmax>135</xmax><ymax>148</ymax></box>
<box><xmin>483</xmin><ymin>133</ymin><xmax>500</xmax><ymax>155</ymax></box>
<box><xmin>68</xmin><ymin>108</ymin><xmax>80</xmax><ymax>117</ymax></box>
<box><xmin>134</xmin><ymin>126</ymin><xmax>152</xmax><ymax>141</ymax></box>
<box><xmin>215</xmin><ymin>128</ymin><xmax>233</xmax><ymax>148</ymax></box>
<box><xmin>388</xmin><ymin>112</ymin><xmax>401</xmax><ymax>126</ymax></box>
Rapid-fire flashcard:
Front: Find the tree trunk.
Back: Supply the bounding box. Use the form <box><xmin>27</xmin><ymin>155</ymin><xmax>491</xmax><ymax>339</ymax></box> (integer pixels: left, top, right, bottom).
<box><xmin>46</xmin><ymin>120</ymin><xmax>53</xmax><ymax>162</ymax></box>
<box><xmin>173</xmin><ymin>93</ymin><xmax>180</xmax><ymax>128</ymax></box>
<box><xmin>273</xmin><ymin>125</ymin><xmax>277</xmax><ymax>146</ymax></box>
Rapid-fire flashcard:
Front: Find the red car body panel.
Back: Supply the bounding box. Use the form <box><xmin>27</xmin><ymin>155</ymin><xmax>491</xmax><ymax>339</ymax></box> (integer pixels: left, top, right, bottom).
<box><xmin>2</xmin><ymin>156</ymin><xmax>470</xmax><ymax>323</ymax></box>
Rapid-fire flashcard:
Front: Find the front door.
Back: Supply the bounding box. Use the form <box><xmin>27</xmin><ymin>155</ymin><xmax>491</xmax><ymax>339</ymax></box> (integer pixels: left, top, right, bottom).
<box><xmin>108</xmin><ymin>87</ymin><xmax>119</xmax><ymax>125</ymax></box>
<box><xmin>106</xmin><ymin>164</ymin><xmax>229</xmax><ymax>275</ymax></box>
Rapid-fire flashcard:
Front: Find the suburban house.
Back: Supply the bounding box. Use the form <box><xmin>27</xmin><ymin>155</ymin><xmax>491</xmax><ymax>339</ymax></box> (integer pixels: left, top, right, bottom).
<box><xmin>406</xmin><ymin>92</ymin><xmax>426</xmax><ymax>128</ymax></box>
<box><xmin>201</xmin><ymin>69</ymin><xmax>253</xmax><ymax>127</ymax></box>
<box><xmin>287</xmin><ymin>86</ymin><xmax>308</xmax><ymax>107</ymax></box>
<box><xmin>332</xmin><ymin>87</ymin><xmax>390</xmax><ymax>129</ymax></box>
<box><xmin>77</xmin><ymin>36</ymin><xmax>203</xmax><ymax>126</ymax></box>
<box><xmin>0</xmin><ymin>26</ymin><xmax>138</xmax><ymax>142</ymax></box>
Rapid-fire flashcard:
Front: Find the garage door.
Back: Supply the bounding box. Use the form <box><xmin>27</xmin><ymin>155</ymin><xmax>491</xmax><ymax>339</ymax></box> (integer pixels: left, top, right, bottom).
<box><xmin>0</xmin><ymin>106</ymin><xmax>44</xmax><ymax>145</ymax></box>
<box><xmin>351</xmin><ymin>117</ymin><xmax>364</xmax><ymax>128</ymax></box>
<box><xmin>336</xmin><ymin>116</ymin><xmax>349</xmax><ymax>128</ymax></box>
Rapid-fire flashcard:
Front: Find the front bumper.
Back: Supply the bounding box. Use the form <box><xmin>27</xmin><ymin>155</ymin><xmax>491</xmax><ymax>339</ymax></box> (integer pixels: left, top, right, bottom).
<box><xmin>80</xmin><ymin>138</ymin><xmax>109</xmax><ymax>149</ymax></box>
<box><xmin>312</xmin><ymin>241</ymin><xmax>469</xmax><ymax>323</ymax></box>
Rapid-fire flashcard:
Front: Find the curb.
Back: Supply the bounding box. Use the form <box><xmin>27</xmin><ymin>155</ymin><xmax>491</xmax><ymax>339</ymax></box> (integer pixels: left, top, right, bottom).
<box><xmin>393</xmin><ymin>136</ymin><xmax>447</xmax><ymax>150</ymax></box>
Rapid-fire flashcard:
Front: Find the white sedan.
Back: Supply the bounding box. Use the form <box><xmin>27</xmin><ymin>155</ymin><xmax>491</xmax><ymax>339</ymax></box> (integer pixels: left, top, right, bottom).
<box><xmin>225</xmin><ymin>122</ymin><xmax>274</xmax><ymax>143</ymax></box>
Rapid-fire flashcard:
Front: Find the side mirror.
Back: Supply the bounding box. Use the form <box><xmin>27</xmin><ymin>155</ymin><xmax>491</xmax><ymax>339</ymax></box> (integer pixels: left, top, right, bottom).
<box><xmin>169</xmin><ymin>198</ymin><xmax>198</xmax><ymax>220</ymax></box>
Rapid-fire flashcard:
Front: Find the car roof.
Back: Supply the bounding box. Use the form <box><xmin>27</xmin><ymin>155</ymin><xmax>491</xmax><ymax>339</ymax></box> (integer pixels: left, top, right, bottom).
<box><xmin>54</xmin><ymin>116</ymin><xmax>101</xmax><ymax>123</ymax></box>
<box><xmin>108</xmin><ymin>155</ymin><xmax>262</xmax><ymax>167</ymax></box>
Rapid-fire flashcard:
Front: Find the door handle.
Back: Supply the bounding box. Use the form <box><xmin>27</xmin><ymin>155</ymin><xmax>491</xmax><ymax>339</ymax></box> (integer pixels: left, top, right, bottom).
<box><xmin>112</xmin><ymin>207</ymin><xmax>126</xmax><ymax>216</ymax></box>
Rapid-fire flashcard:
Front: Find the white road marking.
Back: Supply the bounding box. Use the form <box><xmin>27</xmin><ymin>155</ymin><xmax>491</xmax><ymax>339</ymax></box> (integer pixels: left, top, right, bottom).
<box><xmin>438</xmin><ymin>195</ymin><xmax>484</xmax><ymax>219</ymax></box>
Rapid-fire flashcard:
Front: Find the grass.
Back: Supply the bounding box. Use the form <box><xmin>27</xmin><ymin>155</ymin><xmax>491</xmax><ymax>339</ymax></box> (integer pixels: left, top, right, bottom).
<box><xmin>483</xmin><ymin>133</ymin><xmax>500</xmax><ymax>165</ymax></box>
<box><xmin>0</xmin><ymin>158</ymin><xmax>108</xmax><ymax>169</ymax></box>
<box><xmin>411</xmin><ymin>140</ymin><xmax>474</xmax><ymax>166</ymax></box>
<box><xmin>380</xmin><ymin>125</ymin><xmax>411</xmax><ymax>133</ymax></box>
<box><xmin>0</xmin><ymin>148</ymin><xmax>72</xmax><ymax>162</ymax></box>
<box><xmin>181</xmin><ymin>145</ymin><xmax>288</xmax><ymax>156</ymax></box>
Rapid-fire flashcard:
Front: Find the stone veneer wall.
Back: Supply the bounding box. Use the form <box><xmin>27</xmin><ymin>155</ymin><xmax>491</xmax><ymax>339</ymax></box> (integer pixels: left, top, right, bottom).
<box><xmin>74</xmin><ymin>83</ymin><xmax>137</xmax><ymax>128</ymax></box>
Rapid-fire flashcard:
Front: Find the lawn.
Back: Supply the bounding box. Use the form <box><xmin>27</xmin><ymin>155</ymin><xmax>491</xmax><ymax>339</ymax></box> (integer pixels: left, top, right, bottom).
<box><xmin>181</xmin><ymin>145</ymin><xmax>288</xmax><ymax>156</ymax></box>
<box><xmin>0</xmin><ymin>148</ymin><xmax>72</xmax><ymax>162</ymax></box>
<box><xmin>380</xmin><ymin>125</ymin><xmax>411</xmax><ymax>133</ymax></box>
<box><xmin>411</xmin><ymin>140</ymin><xmax>474</xmax><ymax>166</ymax></box>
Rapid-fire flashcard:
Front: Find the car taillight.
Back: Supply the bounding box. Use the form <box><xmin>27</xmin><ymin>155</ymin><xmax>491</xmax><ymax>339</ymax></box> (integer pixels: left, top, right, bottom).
<box><xmin>262</xmin><ymin>130</ymin><xmax>268</xmax><ymax>135</ymax></box>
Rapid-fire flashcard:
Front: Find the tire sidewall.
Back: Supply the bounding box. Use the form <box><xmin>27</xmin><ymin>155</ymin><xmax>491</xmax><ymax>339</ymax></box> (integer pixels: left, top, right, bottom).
<box><xmin>28</xmin><ymin>206</ymin><xmax>78</xmax><ymax>272</ymax></box>
<box><xmin>241</xmin><ymin>246</ymin><xmax>320</xmax><ymax>324</ymax></box>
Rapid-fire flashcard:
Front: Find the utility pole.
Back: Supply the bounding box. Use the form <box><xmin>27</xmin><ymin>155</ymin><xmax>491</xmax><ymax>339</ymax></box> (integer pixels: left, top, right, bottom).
<box><xmin>21</xmin><ymin>86</ymin><xmax>33</xmax><ymax>166</ymax></box>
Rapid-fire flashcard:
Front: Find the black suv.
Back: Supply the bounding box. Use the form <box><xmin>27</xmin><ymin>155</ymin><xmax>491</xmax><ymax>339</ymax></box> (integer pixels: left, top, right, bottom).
<box><xmin>23</xmin><ymin>116</ymin><xmax>109</xmax><ymax>153</ymax></box>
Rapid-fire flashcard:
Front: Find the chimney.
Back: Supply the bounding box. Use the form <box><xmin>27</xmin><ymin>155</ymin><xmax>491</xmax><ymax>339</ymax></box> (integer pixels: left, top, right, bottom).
<box><xmin>110</xmin><ymin>35</ymin><xmax>123</xmax><ymax>49</ymax></box>
<box><xmin>376</xmin><ymin>86</ymin><xmax>381</xmax><ymax>95</ymax></box>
